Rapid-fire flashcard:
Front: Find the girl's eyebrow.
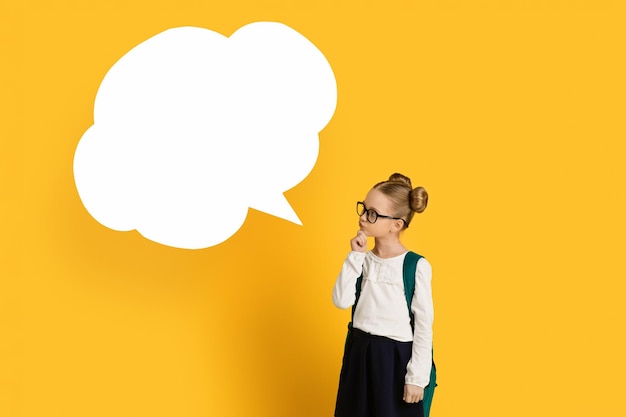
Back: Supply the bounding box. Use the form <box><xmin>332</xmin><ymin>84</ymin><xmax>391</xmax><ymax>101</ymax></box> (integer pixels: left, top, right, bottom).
<box><xmin>363</xmin><ymin>202</ymin><xmax>381</xmax><ymax>212</ymax></box>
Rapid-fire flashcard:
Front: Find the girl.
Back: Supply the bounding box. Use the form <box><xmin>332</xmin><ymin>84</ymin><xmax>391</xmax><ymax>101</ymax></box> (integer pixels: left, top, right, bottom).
<box><xmin>333</xmin><ymin>173</ymin><xmax>435</xmax><ymax>417</ymax></box>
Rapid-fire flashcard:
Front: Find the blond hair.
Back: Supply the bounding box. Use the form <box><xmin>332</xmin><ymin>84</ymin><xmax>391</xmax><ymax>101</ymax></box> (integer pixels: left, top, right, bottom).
<box><xmin>373</xmin><ymin>173</ymin><xmax>428</xmax><ymax>228</ymax></box>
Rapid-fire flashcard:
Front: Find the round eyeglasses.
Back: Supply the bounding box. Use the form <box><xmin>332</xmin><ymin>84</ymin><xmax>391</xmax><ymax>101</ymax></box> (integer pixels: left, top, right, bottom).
<box><xmin>356</xmin><ymin>201</ymin><xmax>408</xmax><ymax>228</ymax></box>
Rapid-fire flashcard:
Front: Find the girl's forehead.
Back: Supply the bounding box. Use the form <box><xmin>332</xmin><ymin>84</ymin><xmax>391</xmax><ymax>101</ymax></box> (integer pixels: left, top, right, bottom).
<box><xmin>364</xmin><ymin>188</ymin><xmax>392</xmax><ymax>209</ymax></box>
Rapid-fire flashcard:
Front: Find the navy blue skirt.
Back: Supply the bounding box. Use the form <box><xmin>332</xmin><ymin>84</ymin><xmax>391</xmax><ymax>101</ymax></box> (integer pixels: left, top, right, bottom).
<box><xmin>335</xmin><ymin>328</ymin><xmax>424</xmax><ymax>417</ymax></box>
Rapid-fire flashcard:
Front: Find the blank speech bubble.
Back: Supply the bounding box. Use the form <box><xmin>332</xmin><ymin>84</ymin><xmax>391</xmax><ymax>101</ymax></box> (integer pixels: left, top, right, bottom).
<box><xmin>73</xmin><ymin>22</ymin><xmax>337</xmax><ymax>249</ymax></box>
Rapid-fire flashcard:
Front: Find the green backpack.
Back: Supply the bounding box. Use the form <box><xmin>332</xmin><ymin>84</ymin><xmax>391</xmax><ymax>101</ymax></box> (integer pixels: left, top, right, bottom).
<box><xmin>348</xmin><ymin>251</ymin><xmax>437</xmax><ymax>417</ymax></box>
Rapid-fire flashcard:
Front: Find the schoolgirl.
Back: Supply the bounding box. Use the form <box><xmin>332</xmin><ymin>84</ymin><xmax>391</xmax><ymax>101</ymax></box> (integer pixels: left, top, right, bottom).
<box><xmin>333</xmin><ymin>173</ymin><xmax>435</xmax><ymax>417</ymax></box>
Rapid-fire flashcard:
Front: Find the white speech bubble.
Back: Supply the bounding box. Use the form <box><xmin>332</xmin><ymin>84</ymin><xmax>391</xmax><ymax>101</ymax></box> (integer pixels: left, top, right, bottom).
<box><xmin>73</xmin><ymin>22</ymin><xmax>337</xmax><ymax>249</ymax></box>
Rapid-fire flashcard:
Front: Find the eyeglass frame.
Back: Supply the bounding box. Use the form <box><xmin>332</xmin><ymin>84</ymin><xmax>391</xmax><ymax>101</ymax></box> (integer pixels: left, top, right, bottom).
<box><xmin>356</xmin><ymin>201</ymin><xmax>408</xmax><ymax>228</ymax></box>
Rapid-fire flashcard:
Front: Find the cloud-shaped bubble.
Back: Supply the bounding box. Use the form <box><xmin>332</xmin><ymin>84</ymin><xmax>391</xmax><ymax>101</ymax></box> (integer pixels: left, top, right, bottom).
<box><xmin>73</xmin><ymin>22</ymin><xmax>337</xmax><ymax>249</ymax></box>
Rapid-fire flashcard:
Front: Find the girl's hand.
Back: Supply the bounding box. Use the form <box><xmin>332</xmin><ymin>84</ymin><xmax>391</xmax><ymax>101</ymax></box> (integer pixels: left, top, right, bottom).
<box><xmin>403</xmin><ymin>384</ymin><xmax>424</xmax><ymax>404</ymax></box>
<box><xmin>350</xmin><ymin>231</ymin><xmax>367</xmax><ymax>252</ymax></box>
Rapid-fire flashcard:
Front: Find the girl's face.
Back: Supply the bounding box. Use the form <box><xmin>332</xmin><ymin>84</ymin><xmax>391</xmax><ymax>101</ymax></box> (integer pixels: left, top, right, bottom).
<box><xmin>358</xmin><ymin>189</ymin><xmax>404</xmax><ymax>237</ymax></box>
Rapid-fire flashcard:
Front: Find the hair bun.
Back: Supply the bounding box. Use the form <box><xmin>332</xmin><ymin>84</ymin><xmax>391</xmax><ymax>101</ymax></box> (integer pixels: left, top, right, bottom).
<box><xmin>388</xmin><ymin>173</ymin><xmax>412</xmax><ymax>187</ymax></box>
<box><xmin>409</xmin><ymin>186</ymin><xmax>428</xmax><ymax>213</ymax></box>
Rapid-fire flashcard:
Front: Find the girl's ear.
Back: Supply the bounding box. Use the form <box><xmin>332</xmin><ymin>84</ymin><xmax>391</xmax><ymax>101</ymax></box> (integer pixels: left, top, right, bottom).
<box><xmin>392</xmin><ymin>219</ymin><xmax>405</xmax><ymax>232</ymax></box>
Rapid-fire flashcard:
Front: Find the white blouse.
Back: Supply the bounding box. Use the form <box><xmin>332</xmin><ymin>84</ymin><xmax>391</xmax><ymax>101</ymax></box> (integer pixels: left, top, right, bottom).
<box><xmin>332</xmin><ymin>250</ymin><xmax>434</xmax><ymax>388</ymax></box>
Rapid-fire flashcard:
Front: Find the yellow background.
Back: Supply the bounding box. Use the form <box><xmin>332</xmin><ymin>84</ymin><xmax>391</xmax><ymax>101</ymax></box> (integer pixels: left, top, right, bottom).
<box><xmin>2</xmin><ymin>0</ymin><xmax>625</xmax><ymax>416</ymax></box>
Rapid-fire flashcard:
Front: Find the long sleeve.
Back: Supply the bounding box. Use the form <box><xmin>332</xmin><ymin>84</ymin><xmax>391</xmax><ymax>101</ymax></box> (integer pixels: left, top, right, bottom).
<box><xmin>332</xmin><ymin>251</ymin><xmax>366</xmax><ymax>309</ymax></box>
<box><xmin>405</xmin><ymin>257</ymin><xmax>434</xmax><ymax>388</ymax></box>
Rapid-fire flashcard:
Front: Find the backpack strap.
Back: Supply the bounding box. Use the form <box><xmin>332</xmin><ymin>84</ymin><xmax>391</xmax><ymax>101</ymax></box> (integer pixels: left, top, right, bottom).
<box><xmin>403</xmin><ymin>251</ymin><xmax>422</xmax><ymax>330</ymax></box>
<box><xmin>348</xmin><ymin>271</ymin><xmax>363</xmax><ymax>330</ymax></box>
